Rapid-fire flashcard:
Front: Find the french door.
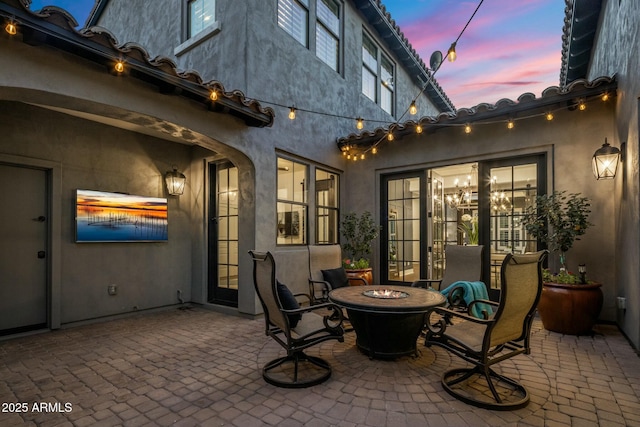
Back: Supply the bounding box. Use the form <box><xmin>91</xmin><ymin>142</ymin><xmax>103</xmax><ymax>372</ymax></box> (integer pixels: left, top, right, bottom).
<box><xmin>208</xmin><ymin>161</ymin><xmax>238</xmax><ymax>307</ymax></box>
<box><xmin>480</xmin><ymin>155</ymin><xmax>546</xmax><ymax>295</ymax></box>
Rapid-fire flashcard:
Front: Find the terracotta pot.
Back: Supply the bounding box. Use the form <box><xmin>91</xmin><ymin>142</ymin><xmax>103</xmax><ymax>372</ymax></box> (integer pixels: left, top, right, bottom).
<box><xmin>345</xmin><ymin>268</ymin><xmax>373</xmax><ymax>286</ymax></box>
<box><xmin>537</xmin><ymin>282</ymin><xmax>603</xmax><ymax>335</ymax></box>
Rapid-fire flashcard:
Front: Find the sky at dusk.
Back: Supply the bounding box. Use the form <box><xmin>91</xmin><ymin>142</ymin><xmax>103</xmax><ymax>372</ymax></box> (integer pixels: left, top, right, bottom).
<box><xmin>28</xmin><ymin>0</ymin><xmax>565</xmax><ymax>109</ymax></box>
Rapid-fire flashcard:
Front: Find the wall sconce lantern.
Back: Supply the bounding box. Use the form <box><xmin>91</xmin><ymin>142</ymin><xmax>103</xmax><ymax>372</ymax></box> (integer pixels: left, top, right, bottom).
<box><xmin>165</xmin><ymin>167</ymin><xmax>186</xmax><ymax>195</ymax></box>
<box><xmin>592</xmin><ymin>138</ymin><xmax>622</xmax><ymax>180</ymax></box>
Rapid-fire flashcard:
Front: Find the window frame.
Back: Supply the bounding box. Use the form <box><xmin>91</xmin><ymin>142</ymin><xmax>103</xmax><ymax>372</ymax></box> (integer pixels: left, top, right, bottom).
<box><xmin>362</xmin><ymin>31</ymin><xmax>395</xmax><ymax>116</ymax></box>
<box><xmin>277</xmin><ymin>155</ymin><xmax>341</xmax><ymax>246</ymax></box>
<box><xmin>277</xmin><ymin>0</ymin><xmax>343</xmax><ymax>73</ymax></box>
<box><xmin>315</xmin><ymin>168</ymin><xmax>340</xmax><ymax>244</ymax></box>
<box><xmin>176</xmin><ymin>0</ymin><xmax>220</xmax><ymax>55</ymax></box>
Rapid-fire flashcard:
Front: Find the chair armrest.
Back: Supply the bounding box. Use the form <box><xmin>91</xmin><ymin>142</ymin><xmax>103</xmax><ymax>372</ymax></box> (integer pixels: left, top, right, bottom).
<box><xmin>428</xmin><ymin>306</ymin><xmax>493</xmax><ymax>326</ymax></box>
<box><xmin>467</xmin><ymin>299</ymin><xmax>497</xmax><ymax>319</ymax></box>
<box><xmin>308</xmin><ymin>279</ymin><xmax>331</xmax><ymax>303</ymax></box>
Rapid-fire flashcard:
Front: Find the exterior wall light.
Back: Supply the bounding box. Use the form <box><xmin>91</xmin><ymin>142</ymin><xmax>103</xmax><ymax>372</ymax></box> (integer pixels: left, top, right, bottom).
<box><xmin>592</xmin><ymin>138</ymin><xmax>623</xmax><ymax>180</ymax></box>
<box><xmin>165</xmin><ymin>167</ymin><xmax>186</xmax><ymax>195</ymax></box>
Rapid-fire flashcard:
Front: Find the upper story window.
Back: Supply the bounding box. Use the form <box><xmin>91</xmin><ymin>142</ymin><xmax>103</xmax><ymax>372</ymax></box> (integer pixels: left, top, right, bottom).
<box><xmin>278</xmin><ymin>0</ymin><xmax>342</xmax><ymax>72</ymax></box>
<box><xmin>362</xmin><ymin>32</ymin><xmax>395</xmax><ymax>115</ymax></box>
<box><xmin>188</xmin><ymin>0</ymin><xmax>216</xmax><ymax>38</ymax></box>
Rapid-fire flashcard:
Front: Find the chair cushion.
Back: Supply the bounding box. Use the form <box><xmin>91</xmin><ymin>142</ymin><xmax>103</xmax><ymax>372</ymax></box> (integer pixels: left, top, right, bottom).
<box><xmin>322</xmin><ymin>267</ymin><xmax>349</xmax><ymax>289</ymax></box>
<box><xmin>277</xmin><ymin>281</ymin><xmax>301</xmax><ymax>328</ymax></box>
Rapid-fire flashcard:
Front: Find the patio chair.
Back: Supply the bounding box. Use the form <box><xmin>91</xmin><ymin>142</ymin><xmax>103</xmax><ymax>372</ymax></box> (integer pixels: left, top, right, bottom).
<box><xmin>411</xmin><ymin>245</ymin><xmax>484</xmax><ymax>309</ymax></box>
<box><xmin>249</xmin><ymin>250</ymin><xmax>345</xmax><ymax>388</ymax></box>
<box><xmin>424</xmin><ymin>250</ymin><xmax>547</xmax><ymax>410</ymax></box>
<box><xmin>308</xmin><ymin>244</ymin><xmax>366</xmax><ymax>304</ymax></box>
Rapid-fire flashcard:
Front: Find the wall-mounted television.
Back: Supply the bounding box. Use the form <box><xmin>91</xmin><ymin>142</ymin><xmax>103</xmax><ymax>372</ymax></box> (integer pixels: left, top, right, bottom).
<box><xmin>75</xmin><ymin>189</ymin><xmax>168</xmax><ymax>242</ymax></box>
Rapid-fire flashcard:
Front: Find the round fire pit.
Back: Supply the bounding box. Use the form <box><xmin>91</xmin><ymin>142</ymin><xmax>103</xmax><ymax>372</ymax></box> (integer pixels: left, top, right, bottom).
<box><xmin>362</xmin><ymin>289</ymin><xmax>409</xmax><ymax>299</ymax></box>
<box><xmin>328</xmin><ymin>285</ymin><xmax>446</xmax><ymax>359</ymax></box>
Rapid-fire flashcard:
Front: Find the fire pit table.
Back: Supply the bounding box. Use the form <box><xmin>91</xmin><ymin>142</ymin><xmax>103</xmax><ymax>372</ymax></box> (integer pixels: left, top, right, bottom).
<box><xmin>329</xmin><ymin>285</ymin><xmax>446</xmax><ymax>359</ymax></box>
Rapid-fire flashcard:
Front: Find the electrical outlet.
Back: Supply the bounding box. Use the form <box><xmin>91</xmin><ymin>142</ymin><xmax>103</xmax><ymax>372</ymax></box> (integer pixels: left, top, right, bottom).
<box><xmin>108</xmin><ymin>284</ymin><xmax>117</xmax><ymax>296</ymax></box>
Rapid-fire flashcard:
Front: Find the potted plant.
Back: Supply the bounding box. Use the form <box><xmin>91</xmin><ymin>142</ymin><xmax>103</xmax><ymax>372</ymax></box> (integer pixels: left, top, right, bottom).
<box><xmin>521</xmin><ymin>191</ymin><xmax>602</xmax><ymax>335</ymax></box>
<box><xmin>458</xmin><ymin>213</ymin><xmax>479</xmax><ymax>245</ymax></box>
<box><xmin>341</xmin><ymin>211</ymin><xmax>381</xmax><ymax>285</ymax></box>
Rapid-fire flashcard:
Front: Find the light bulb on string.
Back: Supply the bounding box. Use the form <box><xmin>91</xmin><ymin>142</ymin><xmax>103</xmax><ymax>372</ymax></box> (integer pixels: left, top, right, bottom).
<box><xmin>387</xmin><ymin>132</ymin><xmax>394</xmax><ymax>142</ymax></box>
<box><xmin>114</xmin><ymin>60</ymin><xmax>125</xmax><ymax>73</ymax></box>
<box><xmin>409</xmin><ymin>101</ymin><xmax>417</xmax><ymax>115</ymax></box>
<box><xmin>579</xmin><ymin>100</ymin><xmax>586</xmax><ymax>111</ymax></box>
<box><xmin>360</xmin><ymin>153</ymin><xmax>365</xmax><ymax>160</ymax></box>
<box><xmin>602</xmin><ymin>92</ymin><xmax>609</xmax><ymax>101</ymax></box>
<box><xmin>5</xmin><ymin>21</ymin><xmax>17</xmax><ymax>35</ymax></box>
<box><xmin>416</xmin><ymin>124</ymin><xmax>423</xmax><ymax>134</ymax></box>
<box><xmin>546</xmin><ymin>112</ymin><xmax>554</xmax><ymax>121</ymax></box>
<box><xmin>447</xmin><ymin>42</ymin><xmax>457</xmax><ymax>62</ymax></box>
<box><xmin>507</xmin><ymin>120</ymin><xmax>514</xmax><ymax>130</ymax></box>
<box><xmin>372</xmin><ymin>147</ymin><xmax>378</xmax><ymax>154</ymax></box>
<box><xmin>288</xmin><ymin>107</ymin><xmax>296</xmax><ymax>120</ymax></box>
<box><xmin>356</xmin><ymin>117</ymin><xmax>364</xmax><ymax>130</ymax></box>
<box><xmin>209</xmin><ymin>90</ymin><xmax>218</xmax><ymax>101</ymax></box>
<box><xmin>464</xmin><ymin>124</ymin><xmax>471</xmax><ymax>134</ymax></box>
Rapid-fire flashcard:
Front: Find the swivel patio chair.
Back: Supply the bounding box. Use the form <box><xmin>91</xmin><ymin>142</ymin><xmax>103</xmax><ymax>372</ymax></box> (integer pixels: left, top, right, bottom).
<box><xmin>424</xmin><ymin>250</ymin><xmax>547</xmax><ymax>410</ymax></box>
<box><xmin>412</xmin><ymin>245</ymin><xmax>484</xmax><ymax>310</ymax></box>
<box><xmin>308</xmin><ymin>244</ymin><xmax>366</xmax><ymax>304</ymax></box>
<box><xmin>249</xmin><ymin>250</ymin><xmax>345</xmax><ymax>388</ymax></box>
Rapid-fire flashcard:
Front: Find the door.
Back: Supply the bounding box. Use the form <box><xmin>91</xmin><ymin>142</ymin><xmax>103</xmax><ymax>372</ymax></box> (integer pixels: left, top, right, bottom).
<box><xmin>381</xmin><ymin>172</ymin><xmax>427</xmax><ymax>284</ymax></box>
<box><xmin>480</xmin><ymin>155</ymin><xmax>546</xmax><ymax>296</ymax></box>
<box><xmin>0</xmin><ymin>164</ymin><xmax>48</xmax><ymax>335</ymax></box>
<box><xmin>208</xmin><ymin>161</ymin><xmax>239</xmax><ymax>307</ymax></box>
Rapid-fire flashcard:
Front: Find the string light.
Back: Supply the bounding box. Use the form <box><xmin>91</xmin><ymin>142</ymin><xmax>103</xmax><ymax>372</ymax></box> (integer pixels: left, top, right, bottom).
<box><xmin>5</xmin><ymin>20</ymin><xmax>17</xmax><ymax>35</ymax></box>
<box><xmin>114</xmin><ymin>60</ymin><xmax>125</xmax><ymax>73</ymax></box>
<box><xmin>356</xmin><ymin>117</ymin><xmax>364</xmax><ymax>130</ymax></box>
<box><xmin>464</xmin><ymin>124</ymin><xmax>472</xmax><ymax>134</ymax></box>
<box><xmin>602</xmin><ymin>92</ymin><xmax>609</xmax><ymax>101</ymax></box>
<box><xmin>372</xmin><ymin>147</ymin><xmax>378</xmax><ymax>154</ymax></box>
<box><xmin>447</xmin><ymin>42</ymin><xmax>457</xmax><ymax>62</ymax></box>
<box><xmin>210</xmin><ymin>90</ymin><xmax>218</xmax><ymax>101</ymax></box>
<box><xmin>546</xmin><ymin>112</ymin><xmax>554</xmax><ymax>121</ymax></box>
<box><xmin>579</xmin><ymin>100</ymin><xmax>586</xmax><ymax>111</ymax></box>
<box><xmin>416</xmin><ymin>124</ymin><xmax>423</xmax><ymax>134</ymax></box>
<box><xmin>409</xmin><ymin>101</ymin><xmax>418</xmax><ymax>115</ymax></box>
<box><xmin>507</xmin><ymin>120</ymin><xmax>514</xmax><ymax>129</ymax></box>
<box><xmin>288</xmin><ymin>107</ymin><xmax>296</xmax><ymax>120</ymax></box>
<box><xmin>360</xmin><ymin>153</ymin><xmax>365</xmax><ymax>160</ymax></box>
<box><xmin>387</xmin><ymin>132</ymin><xmax>394</xmax><ymax>141</ymax></box>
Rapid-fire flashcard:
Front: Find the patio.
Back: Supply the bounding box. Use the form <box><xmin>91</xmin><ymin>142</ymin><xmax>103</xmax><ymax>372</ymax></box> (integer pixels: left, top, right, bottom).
<box><xmin>1</xmin><ymin>307</ymin><xmax>639</xmax><ymax>427</ymax></box>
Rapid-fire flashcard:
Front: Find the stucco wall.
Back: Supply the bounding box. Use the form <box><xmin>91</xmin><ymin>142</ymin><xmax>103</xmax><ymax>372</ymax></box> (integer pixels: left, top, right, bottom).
<box><xmin>588</xmin><ymin>0</ymin><xmax>640</xmax><ymax>348</ymax></box>
<box><xmin>0</xmin><ymin>101</ymin><xmax>193</xmax><ymax>324</ymax></box>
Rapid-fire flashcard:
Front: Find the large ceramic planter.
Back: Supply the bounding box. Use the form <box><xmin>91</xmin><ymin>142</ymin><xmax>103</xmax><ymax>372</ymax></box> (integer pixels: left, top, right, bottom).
<box><xmin>537</xmin><ymin>282</ymin><xmax>603</xmax><ymax>335</ymax></box>
<box><xmin>345</xmin><ymin>268</ymin><xmax>373</xmax><ymax>286</ymax></box>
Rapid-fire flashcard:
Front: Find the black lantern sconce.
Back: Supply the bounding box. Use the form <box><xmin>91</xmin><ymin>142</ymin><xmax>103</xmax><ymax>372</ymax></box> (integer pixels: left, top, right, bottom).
<box><xmin>165</xmin><ymin>167</ymin><xmax>186</xmax><ymax>196</ymax></box>
<box><xmin>592</xmin><ymin>138</ymin><xmax>624</xmax><ymax>180</ymax></box>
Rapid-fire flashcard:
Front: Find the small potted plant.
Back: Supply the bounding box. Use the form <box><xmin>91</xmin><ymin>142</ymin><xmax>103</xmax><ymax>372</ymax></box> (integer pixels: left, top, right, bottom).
<box><xmin>521</xmin><ymin>191</ymin><xmax>602</xmax><ymax>335</ymax></box>
<box><xmin>341</xmin><ymin>211</ymin><xmax>381</xmax><ymax>285</ymax></box>
<box><xmin>458</xmin><ymin>213</ymin><xmax>479</xmax><ymax>245</ymax></box>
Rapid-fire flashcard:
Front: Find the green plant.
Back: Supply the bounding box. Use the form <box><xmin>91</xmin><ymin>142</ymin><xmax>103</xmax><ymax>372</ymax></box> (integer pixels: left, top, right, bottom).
<box><xmin>458</xmin><ymin>213</ymin><xmax>478</xmax><ymax>245</ymax></box>
<box><xmin>340</xmin><ymin>211</ymin><xmax>381</xmax><ymax>269</ymax></box>
<box><xmin>521</xmin><ymin>191</ymin><xmax>592</xmax><ymax>272</ymax></box>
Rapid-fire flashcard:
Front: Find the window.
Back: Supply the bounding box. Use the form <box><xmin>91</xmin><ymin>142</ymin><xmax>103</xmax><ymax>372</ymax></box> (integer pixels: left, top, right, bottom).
<box><xmin>188</xmin><ymin>0</ymin><xmax>215</xmax><ymax>38</ymax></box>
<box><xmin>315</xmin><ymin>169</ymin><xmax>339</xmax><ymax>244</ymax></box>
<box><xmin>278</xmin><ymin>0</ymin><xmax>341</xmax><ymax>72</ymax></box>
<box><xmin>362</xmin><ymin>32</ymin><xmax>395</xmax><ymax>115</ymax></box>
<box><xmin>277</xmin><ymin>158</ymin><xmax>308</xmax><ymax>245</ymax></box>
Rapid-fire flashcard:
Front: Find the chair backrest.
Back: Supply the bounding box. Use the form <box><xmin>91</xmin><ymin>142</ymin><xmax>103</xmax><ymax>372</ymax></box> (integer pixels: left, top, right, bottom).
<box><xmin>488</xmin><ymin>250</ymin><xmax>547</xmax><ymax>347</ymax></box>
<box><xmin>308</xmin><ymin>244</ymin><xmax>342</xmax><ymax>282</ymax></box>
<box><xmin>249</xmin><ymin>250</ymin><xmax>288</xmax><ymax>332</ymax></box>
<box><xmin>439</xmin><ymin>245</ymin><xmax>484</xmax><ymax>290</ymax></box>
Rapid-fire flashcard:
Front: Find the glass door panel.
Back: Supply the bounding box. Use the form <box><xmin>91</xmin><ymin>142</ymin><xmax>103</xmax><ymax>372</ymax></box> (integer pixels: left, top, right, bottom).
<box><xmin>383</xmin><ymin>175</ymin><xmax>423</xmax><ymax>283</ymax></box>
<box><xmin>487</xmin><ymin>161</ymin><xmax>540</xmax><ymax>290</ymax></box>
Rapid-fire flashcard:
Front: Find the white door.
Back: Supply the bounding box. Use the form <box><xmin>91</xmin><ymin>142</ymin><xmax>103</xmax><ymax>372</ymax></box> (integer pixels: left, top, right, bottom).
<box><xmin>0</xmin><ymin>164</ymin><xmax>48</xmax><ymax>334</ymax></box>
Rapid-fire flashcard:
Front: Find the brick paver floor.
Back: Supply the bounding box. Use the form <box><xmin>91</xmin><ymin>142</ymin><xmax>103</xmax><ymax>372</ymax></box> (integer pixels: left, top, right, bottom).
<box><xmin>1</xmin><ymin>307</ymin><xmax>639</xmax><ymax>426</ymax></box>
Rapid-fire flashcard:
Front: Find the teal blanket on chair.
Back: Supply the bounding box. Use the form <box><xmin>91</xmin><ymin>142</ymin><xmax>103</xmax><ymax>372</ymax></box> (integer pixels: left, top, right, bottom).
<box><xmin>441</xmin><ymin>281</ymin><xmax>493</xmax><ymax>318</ymax></box>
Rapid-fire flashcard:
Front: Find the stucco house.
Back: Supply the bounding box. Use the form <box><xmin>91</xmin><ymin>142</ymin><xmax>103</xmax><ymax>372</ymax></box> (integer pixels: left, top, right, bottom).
<box><xmin>0</xmin><ymin>0</ymin><xmax>638</xmax><ymax>351</ymax></box>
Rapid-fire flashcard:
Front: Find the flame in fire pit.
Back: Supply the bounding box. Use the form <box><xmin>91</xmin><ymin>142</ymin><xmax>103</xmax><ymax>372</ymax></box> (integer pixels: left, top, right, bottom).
<box><xmin>362</xmin><ymin>289</ymin><xmax>409</xmax><ymax>299</ymax></box>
